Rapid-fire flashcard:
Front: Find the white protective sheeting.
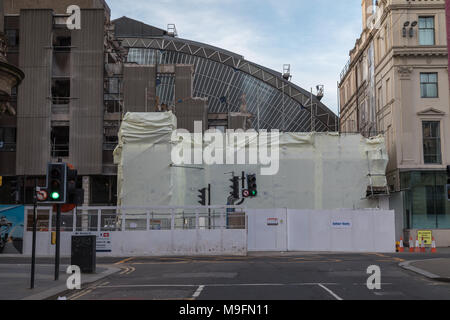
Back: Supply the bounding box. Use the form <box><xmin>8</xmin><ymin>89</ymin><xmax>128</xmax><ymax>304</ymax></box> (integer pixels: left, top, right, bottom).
<box><xmin>114</xmin><ymin>112</ymin><xmax>177</xmax><ymax>207</ymax></box>
<box><xmin>115</xmin><ymin>112</ymin><xmax>388</xmax><ymax>210</ymax></box>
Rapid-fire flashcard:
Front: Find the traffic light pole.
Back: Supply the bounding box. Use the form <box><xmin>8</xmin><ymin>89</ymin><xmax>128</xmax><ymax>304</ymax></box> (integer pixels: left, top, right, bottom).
<box><xmin>54</xmin><ymin>204</ymin><xmax>61</xmax><ymax>281</ymax></box>
<box><xmin>208</xmin><ymin>184</ymin><xmax>211</xmax><ymax>229</ymax></box>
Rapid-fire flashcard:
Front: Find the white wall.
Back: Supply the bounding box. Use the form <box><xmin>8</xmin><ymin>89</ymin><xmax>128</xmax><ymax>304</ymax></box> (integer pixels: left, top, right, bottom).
<box><xmin>23</xmin><ymin>229</ymin><xmax>247</xmax><ymax>257</ymax></box>
<box><xmin>247</xmin><ymin>209</ymin><xmax>396</xmax><ymax>253</ymax></box>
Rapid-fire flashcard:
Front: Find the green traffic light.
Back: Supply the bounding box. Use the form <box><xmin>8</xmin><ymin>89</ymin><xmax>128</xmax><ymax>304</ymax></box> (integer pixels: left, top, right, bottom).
<box><xmin>51</xmin><ymin>192</ymin><xmax>60</xmax><ymax>200</ymax></box>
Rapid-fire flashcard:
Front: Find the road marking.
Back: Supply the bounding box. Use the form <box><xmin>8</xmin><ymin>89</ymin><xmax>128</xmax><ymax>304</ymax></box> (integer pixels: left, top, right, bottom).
<box><xmin>96</xmin><ymin>283</ymin><xmax>339</xmax><ymax>289</ymax></box>
<box><xmin>318</xmin><ymin>284</ymin><xmax>344</xmax><ymax>301</ymax></box>
<box><xmin>119</xmin><ymin>266</ymin><xmax>130</xmax><ymax>275</ymax></box>
<box><xmin>68</xmin><ymin>281</ymin><xmax>110</xmax><ymax>300</ymax></box>
<box><xmin>192</xmin><ymin>285</ymin><xmax>205</xmax><ymax>299</ymax></box>
<box><xmin>371</xmin><ymin>253</ymin><xmax>389</xmax><ymax>258</ymax></box>
<box><xmin>126</xmin><ymin>266</ymin><xmax>136</xmax><ymax>275</ymax></box>
<box><xmin>70</xmin><ymin>289</ymin><xmax>93</xmax><ymax>300</ymax></box>
<box><xmin>129</xmin><ymin>259</ymin><xmax>344</xmax><ymax>265</ymax></box>
<box><xmin>115</xmin><ymin>257</ymin><xmax>134</xmax><ymax>265</ymax></box>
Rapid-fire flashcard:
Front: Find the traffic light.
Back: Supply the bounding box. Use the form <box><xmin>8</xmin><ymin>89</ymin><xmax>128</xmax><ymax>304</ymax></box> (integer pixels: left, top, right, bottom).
<box><xmin>198</xmin><ymin>188</ymin><xmax>207</xmax><ymax>206</ymax></box>
<box><xmin>247</xmin><ymin>174</ymin><xmax>257</xmax><ymax>197</ymax></box>
<box><xmin>66</xmin><ymin>166</ymin><xmax>84</xmax><ymax>205</ymax></box>
<box><xmin>46</xmin><ymin>163</ymin><xmax>67</xmax><ymax>203</ymax></box>
<box><xmin>230</xmin><ymin>176</ymin><xmax>240</xmax><ymax>199</ymax></box>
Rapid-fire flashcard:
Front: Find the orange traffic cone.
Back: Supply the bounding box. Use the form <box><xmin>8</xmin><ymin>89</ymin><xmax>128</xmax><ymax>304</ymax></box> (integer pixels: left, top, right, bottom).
<box><xmin>399</xmin><ymin>237</ymin><xmax>405</xmax><ymax>253</ymax></box>
<box><xmin>415</xmin><ymin>237</ymin><xmax>420</xmax><ymax>253</ymax></box>
<box><xmin>431</xmin><ymin>237</ymin><xmax>437</xmax><ymax>253</ymax></box>
<box><xmin>420</xmin><ymin>237</ymin><xmax>426</xmax><ymax>253</ymax></box>
<box><xmin>409</xmin><ymin>237</ymin><xmax>415</xmax><ymax>253</ymax></box>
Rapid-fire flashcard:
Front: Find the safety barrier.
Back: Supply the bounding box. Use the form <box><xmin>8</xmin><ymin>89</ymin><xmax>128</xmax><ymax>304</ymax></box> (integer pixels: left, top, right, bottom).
<box><xmin>22</xmin><ymin>206</ymin><xmax>247</xmax><ymax>257</ymax></box>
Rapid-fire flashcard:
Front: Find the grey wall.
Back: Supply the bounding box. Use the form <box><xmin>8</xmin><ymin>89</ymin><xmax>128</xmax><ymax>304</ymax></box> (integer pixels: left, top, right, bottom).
<box><xmin>69</xmin><ymin>9</ymin><xmax>105</xmax><ymax>175</ymax></box>
<box><xmin>123</xmin><ymin>64</ymin><xmax>156</xmax><ymax>112</ymax></box>
<box><xmin>175</xmin><ymin>65</ymin><xmax>193</xmax><ymax>102</ymax></box>
<box><xmin>176</xmin><ymin>98</ymin><xmax>208</xmax><ymax>133</ymax></box>
<box><xmin>16</xmin><ymin>9</ymin><xmax>53</xmax><ymax>175</ymax></box>
<box><xmin>229</xmin><ymin>115</ymin><xmax>248</xmax><ymax>130</ymax></box>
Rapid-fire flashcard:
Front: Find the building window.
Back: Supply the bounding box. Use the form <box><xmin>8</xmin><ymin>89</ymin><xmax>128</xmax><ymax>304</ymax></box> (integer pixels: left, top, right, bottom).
<box><xmin>422</xmin><ymin>121</ymin><xmax>442</xmax><ymax>164</ymax></box>
<box><xmin>52</xmin><ymin>79</ymin><xmax>71</xmax><ymax>104</ymax></box>
<box><xmin>420</xmin><ymin>73</ymin><xmax>438</xmax><ymax>98</ymax></box>
<box><xmin>401</xmin><ymin>171</ymin><xmax>450</xmax><ymax>229</ymax></box>
<box><xmin>51</xmin><ymin>126</ymin><xmax>70</xmax><ymax>158</ymax></box>
<box><xmin>0</xmin><ymin>127</ymin><xmax>16</xmax><ymax>152</ymax></box>
<box><xmin>5</xmin><ymin>29</ymin><xmax>19</xmax><ymax>47</ymax></box>
<box><xmin>53</xmin><ymin>28</ymin><xmax>71</xmax><ymax>52</ymax></box>
<box><xmin>103</xmin><ymin>123</ymin><xmax>119</xmax><ymax>150</ymax></box>
<box><xmin>90</xmin><ymin>176</ymin><xmax>117</xmax><ymax>206</ymax></box>
<box><xmin>419</xmin><ymin>17</ymin><xmax>435</xmax><ymax>46</ymax></box>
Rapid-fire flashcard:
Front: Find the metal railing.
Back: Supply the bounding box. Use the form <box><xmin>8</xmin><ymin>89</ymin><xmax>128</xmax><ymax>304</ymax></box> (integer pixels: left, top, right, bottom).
<box><xmin>25</xmin><ymin>206</ymin><xmax>247</xmax><ymax>232</ymax></box>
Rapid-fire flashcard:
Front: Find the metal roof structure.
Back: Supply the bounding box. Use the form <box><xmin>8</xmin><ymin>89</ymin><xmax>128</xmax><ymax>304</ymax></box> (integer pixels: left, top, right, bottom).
<box><xmin>113</xmin><ymin>17</ymin><xmax>338</xmax><ymax>132</ymax></box>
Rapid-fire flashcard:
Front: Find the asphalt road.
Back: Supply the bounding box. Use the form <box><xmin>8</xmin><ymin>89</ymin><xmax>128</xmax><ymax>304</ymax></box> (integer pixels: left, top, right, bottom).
<box><xmin>40</xmin><ymin>252</ymin><xmax>450</xmax><ymax>300</ymax></box>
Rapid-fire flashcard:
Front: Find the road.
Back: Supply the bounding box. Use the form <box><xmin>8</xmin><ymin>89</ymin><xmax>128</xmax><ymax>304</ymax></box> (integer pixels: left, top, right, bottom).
<box><xmin>41</xmin><ymin>252</ymin><xmax>450</xmax><ymax>300</ymax></box>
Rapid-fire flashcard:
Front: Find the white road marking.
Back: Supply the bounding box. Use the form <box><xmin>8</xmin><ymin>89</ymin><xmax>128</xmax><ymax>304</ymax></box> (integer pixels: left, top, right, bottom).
<box><xmin>192</xmin><ymin>285</ymin><xmax>205</xmax><ymax>299</ymax></box>
<box><xmin>96</xmin><ymin>283</ymin><xmax>339</xmax><ymax>289</ymax></box>
<box><xmin>318</xmin><ymin>284</ymin><xmax>344</xmax><ymax>301</ymax></box>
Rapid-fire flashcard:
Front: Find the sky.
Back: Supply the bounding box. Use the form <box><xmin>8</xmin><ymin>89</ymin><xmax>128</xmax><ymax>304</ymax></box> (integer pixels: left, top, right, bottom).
<box><xmin>107</xmin><ymin>0</ymin><xmax>363</xmax><ymax>114</ymax></box>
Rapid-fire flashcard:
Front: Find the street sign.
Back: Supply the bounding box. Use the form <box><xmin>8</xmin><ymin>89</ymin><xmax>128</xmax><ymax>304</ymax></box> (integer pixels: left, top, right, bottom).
<box><xmin>36</xmin><ymin>190</ymin><xmax>48</xmax><ymax>202</ymax></box>
<box><xmin>417</xmin><ymin>230</ymin><xmax>433</xmax><ymax>245</ymax></box>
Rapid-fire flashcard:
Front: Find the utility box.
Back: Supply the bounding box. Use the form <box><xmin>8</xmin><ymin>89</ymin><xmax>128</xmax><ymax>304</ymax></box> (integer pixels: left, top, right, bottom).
<box><xmin>71</xmin><ymin>235</ymin><xmax>96</xmax><ymax>274</ymax></box>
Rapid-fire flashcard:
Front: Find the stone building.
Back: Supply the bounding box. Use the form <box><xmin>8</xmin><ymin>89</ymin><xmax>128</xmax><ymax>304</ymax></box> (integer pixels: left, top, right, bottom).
<box><xmin>339</xmin><ymin>0</ymin><xmax>450</xmax><ymax>243</ymax></box>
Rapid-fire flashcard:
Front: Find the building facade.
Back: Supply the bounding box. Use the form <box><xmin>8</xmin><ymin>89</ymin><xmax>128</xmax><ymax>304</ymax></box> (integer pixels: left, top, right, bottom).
<box><xmin>339</xmin><ymin>0</ymin><xmax>450</xmax><ymax>241</ymax></box>
<box><xmin>0</xmin><ymin>0</ymin><xmax>338</xmax><ymax>207</ymax></box>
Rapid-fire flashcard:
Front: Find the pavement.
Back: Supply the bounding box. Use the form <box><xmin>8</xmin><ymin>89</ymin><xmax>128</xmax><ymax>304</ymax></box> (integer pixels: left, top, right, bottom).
<box><xmin>0</xmin><ymin>258</ymin><xmax>120</xmax><ymax>300</ymax></box>
<box><xmin>1</xmin><ymin>252</ymin><xmax>450</xmax><ymax>300</ymax></box>
<box><xmin>399</xmin><ymin>258</ymin><xmax>450</xmax><ymax>282</ymax></box>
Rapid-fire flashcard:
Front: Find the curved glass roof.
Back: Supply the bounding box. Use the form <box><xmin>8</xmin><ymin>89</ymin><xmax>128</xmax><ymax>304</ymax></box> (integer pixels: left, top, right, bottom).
<box><xmin>114</xmin><ymin>17</ymin><xmax>338</xmax><ymax>132</ymax></box>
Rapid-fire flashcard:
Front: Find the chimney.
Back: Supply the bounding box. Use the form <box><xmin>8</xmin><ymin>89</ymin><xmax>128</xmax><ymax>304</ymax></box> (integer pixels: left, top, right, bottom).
<box><xmin>362</xmin><ymin>0</ymin><xmax>374</xmax><ymax>30</ymax></box>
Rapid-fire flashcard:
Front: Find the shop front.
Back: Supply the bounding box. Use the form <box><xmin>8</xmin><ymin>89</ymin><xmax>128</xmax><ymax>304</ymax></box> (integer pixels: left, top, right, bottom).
<box><xmin>401</xmin><ymin>171</ymin><xmax>450</xmax><ymax>246</ymax></box>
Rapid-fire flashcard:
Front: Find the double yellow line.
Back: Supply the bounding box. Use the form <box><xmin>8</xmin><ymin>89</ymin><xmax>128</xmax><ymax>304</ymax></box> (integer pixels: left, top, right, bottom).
<box><xmin>68</xmin><ymin>281</ymin><xmax>110</xmax><ymax>300</ymax></box>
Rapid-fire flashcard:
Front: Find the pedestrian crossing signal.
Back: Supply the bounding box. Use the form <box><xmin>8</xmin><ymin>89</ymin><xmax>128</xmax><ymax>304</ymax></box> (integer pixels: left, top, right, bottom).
<box><xmin>447</xmin><ymin>184</ymin><xmax>450</xmax><ymax>202</ymax></box>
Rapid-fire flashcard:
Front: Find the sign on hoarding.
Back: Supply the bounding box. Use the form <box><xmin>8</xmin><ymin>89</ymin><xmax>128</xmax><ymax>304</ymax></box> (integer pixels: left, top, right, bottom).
<box><xmin>74</xmin><ymin>232</ymin><xmax>112</xmax><ymax>252</ymax></box>
<box><xmin>331</xmin><ymin>220</ymin><xmax>352</xmax><ymax>229</ymax></box>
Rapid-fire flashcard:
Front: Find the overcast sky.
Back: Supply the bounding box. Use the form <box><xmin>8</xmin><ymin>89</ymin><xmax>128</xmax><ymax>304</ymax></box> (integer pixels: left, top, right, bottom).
<box><xmin>107</xmin><ymin>0</ymin><xmax>363</xmax><ymax>114</ymax></box>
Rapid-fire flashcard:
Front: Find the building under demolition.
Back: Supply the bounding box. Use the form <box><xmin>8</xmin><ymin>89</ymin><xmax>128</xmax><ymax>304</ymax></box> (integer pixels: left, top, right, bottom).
<box><xmin>0</xmin><ymin>0</ymin><xmax>338</xmax><ymax>207</ymax></box>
